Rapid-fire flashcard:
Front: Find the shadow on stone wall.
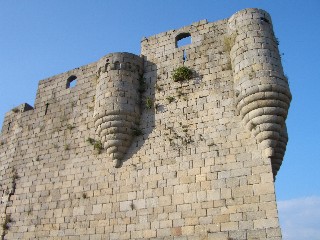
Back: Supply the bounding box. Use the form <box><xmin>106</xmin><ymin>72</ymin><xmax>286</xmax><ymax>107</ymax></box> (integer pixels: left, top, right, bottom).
<box><xmin>122</xmin><ymin>60</ymin><xmax>157</xmax><ymax>166</ymax></box>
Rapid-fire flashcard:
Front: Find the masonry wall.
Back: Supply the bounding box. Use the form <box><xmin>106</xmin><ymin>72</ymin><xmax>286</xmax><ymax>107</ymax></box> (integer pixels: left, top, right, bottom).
<box><xmin>0</xmin><ymin>8</ymin><xmax>289</xmax><ymax>240</ymax></box>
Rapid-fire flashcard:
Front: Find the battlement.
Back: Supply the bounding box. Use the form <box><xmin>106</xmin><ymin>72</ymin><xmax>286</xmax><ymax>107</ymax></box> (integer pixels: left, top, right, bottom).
<box><xmin>0</xmin><ymin>8</ymin><xmax>290</xmax><ymax>239</ymax></box>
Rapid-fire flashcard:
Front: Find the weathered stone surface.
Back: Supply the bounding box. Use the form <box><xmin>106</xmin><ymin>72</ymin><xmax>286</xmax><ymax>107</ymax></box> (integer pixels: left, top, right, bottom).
<box><xmin>0</xmin><ymin>8</ymin><xmax>289</xmax><ymax>239</ymax></box>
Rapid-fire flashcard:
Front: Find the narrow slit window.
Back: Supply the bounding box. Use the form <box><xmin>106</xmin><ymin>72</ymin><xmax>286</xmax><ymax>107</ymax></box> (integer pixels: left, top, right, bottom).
<box><xmin>176</xmin><ymin>33</ymin><xmax>191</xmax><ymax>48</ymax></box>
<box><xmin>45</xmin><ymin>103</ymin><xmax>49</xmax><ymax>115</ymax></box>
<box><xmin>7</xmin><ymin>122</ymin><xmax>11</xmax><ymax>132</ymax></box>
<box><xmin>66</xmin><ymin>75</ymin><xmax>77</xmax><ymax>89</ymax></box>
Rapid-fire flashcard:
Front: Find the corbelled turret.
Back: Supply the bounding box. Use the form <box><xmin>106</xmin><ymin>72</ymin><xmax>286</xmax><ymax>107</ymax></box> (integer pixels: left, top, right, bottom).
<box><xmin>227</xmin><ymin>9</ymin><xmax>291</xmax><ymax>177</ymax></box>
<box><xmin>94</xmin><ymin>52</ymin><xmax>144</xmax><ymax>167</ymax></box>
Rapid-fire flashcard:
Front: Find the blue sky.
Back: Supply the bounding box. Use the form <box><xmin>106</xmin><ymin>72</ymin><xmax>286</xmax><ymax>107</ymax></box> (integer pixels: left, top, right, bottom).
<box><xmin>1</xmin><ymin>1</ymin><xmax>319</xmax><ymax>238</ymax></box>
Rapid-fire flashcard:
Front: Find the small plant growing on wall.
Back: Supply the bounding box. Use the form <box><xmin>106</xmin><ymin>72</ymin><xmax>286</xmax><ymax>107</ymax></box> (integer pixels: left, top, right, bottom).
<box><xmin>86</xmin><ymin>137</ymin><xmax>95</xmax><ymax>145</ymax></box>
<box><xmin>145</xmin><ymin>97</ymin><xmax>153</xmax><ymax>109</ymax></box>
<box><xmin>166</xmin><ymin>96</ymin><xmax>175</xmax><ymax>103</ymax></box>
<box><xmin>138</xmin><ymin>74</ymin><xmax>147</xmax><ymax>94</ymax></box>
<box><xmin>172</xmin><ymin>66</ymin><xmax>193</xmax><ymax>82</ymax></box>
<box><xmin>86</xmin><ymin>138</ymin><xmax>103</xmax><ymax>154</ymax></box>
<box><xmin>67</xmin><ymin>124</ymin><xmax>75</xmax><ymax>130</ymax></box>
<box><xmin>93</xmin><ymin>140</ymin><xmax>103</xmax><ymax>154</ymax></box>
<box><xmin>131</xmin><ymin>127</ymin><xmax>143</xmax><ymax>136</ymax></box>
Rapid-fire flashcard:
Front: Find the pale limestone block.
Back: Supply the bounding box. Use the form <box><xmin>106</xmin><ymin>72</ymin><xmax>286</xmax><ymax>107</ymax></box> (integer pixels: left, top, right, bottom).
<box><xmin>254</xmin><ymin>218</ymin><xmax>279</xmax><ymax>229</ymax></box>
<box><xmin>207</xmin><ymin>189</ymin><xmax>220</xmax><ymax>201</ymax></box>
<box><xmin>158</xmin><ymin>195</ymin><xmax>171</xmax><ymax>207</ymax></box>
<box><xmin>207</xmin><ymin>232</ymin><xmax>228</xmax><ymax>240</ymax></box>
<box><xmin>92</xmin><ymin>204</ymin><xmax>102</xmax><ymax>215</ymax></box>
<box><xmin>73</xmin><ymin>206</ymin><xmax>85</xmax><ymax>216</ymax></box>
<box><xmin>253</xmin><ymin>182</ymin><xmax>275</xmax><ymax>195</ymax></box>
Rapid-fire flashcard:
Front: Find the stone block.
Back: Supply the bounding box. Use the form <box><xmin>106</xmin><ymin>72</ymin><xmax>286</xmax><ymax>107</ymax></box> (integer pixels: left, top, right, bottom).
<box><xmin>253</xmin><ymin>183</ymin><xmax>275</xmax><ymax>195</ymax></box>
<box><xmin>254</xmin><ymin>218</ymin><xmax>279</xmax><ymax>229</ymax></box>
<box><xmin>73</xmin><ymin>206</ymin><xmax>85</xmax><ymax>216</ymax></box>
<box><xmin>207</xmin><ymin>232</ymin><xmax>228</xmax><ymax>240</ymax></box>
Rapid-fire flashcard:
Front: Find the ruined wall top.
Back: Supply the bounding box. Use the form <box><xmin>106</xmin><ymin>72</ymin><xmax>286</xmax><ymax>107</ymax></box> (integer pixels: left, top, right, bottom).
<box><xmin>0</xmin><ymin>8</ymin><xmax>290</xmax><ymax>239</ymax></box>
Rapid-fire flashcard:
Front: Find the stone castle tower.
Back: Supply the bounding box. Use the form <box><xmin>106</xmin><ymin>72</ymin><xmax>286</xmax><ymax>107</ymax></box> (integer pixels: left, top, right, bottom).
<box><xmin>0</xmin><ymin>8</ymin><xmax>291</xmax><ymax>240</ymax></box>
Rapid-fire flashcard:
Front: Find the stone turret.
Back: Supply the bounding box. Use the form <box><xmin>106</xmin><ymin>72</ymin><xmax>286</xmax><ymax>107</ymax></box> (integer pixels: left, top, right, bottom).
<box><xmin>94</xmin><ymin>52</ymin><xmax>144</xmax><ymax>167</ymax></box>
<box><xmin>227</xmin><ymin>9</ymin><xmax>291</xmax><ymax>176</ymax></box>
